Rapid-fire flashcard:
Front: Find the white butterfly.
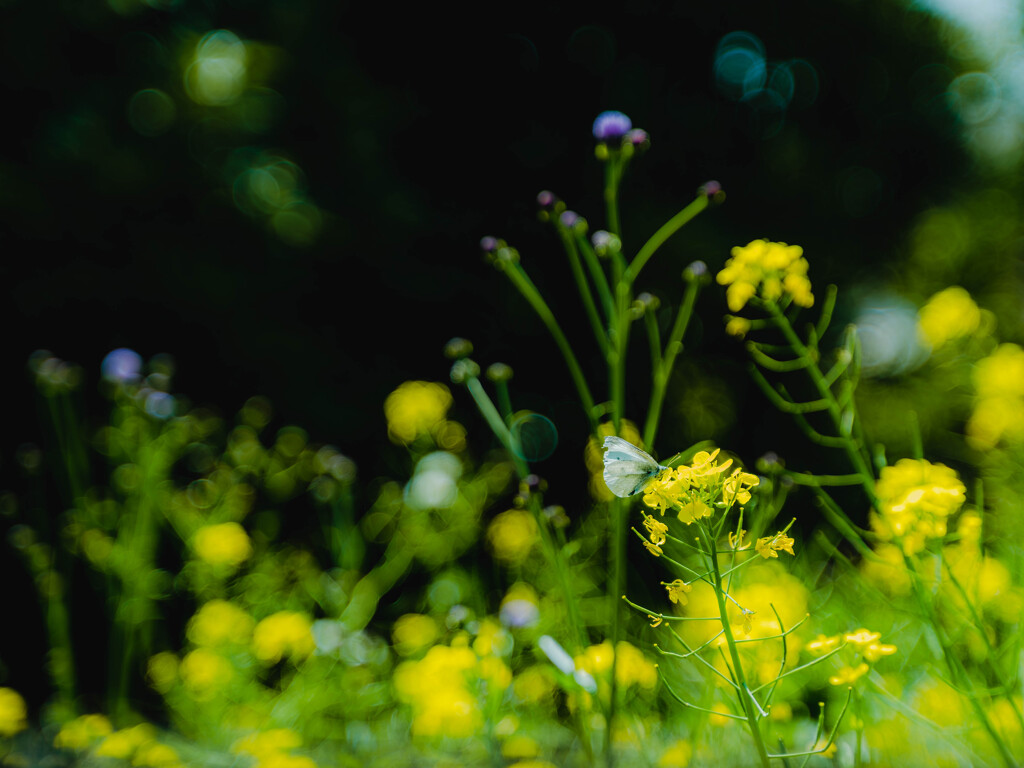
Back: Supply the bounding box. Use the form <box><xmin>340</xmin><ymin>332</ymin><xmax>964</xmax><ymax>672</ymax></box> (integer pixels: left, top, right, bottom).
<box><xmin>602</xmin><ymin>436</ymin><xmax>667</xmax><ymax>497</ymax></box>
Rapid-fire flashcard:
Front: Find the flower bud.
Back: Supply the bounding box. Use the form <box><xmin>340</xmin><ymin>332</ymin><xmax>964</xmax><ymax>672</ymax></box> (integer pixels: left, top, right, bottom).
<box><xmin>698</xmin><ymin>180</ymin><xmax>726</xmax><ymax>204</ymax></box>
<box><xmin>449</xmin><ymin>358</ymin><xmax>480</xmax><ymax>384</ymax></box>
<box><xmin>625</xmin><ymin>128</ymin><xmax>650</xmax><ymax>149</ymax></box>
<box><xmin>485</xmin><ymin>363</ymin><xmax>513</xmax><ymax>382</ymax></box>
<box><xmin>444</xmin><ymin>338</ymin><xmax>474</xmax><ymax>360</ymax></box>
<box><xmin>591</xmin><ymin>230</ymin><xmax>622</xmax><ymax>259</ymax></box>
<box><xmin>559</xmin><ymin>210</ymin><xmax>587</xmax><ymax>234</ymax></box>
<box><xmin>480</xmin><ymin>236</ymin><xmax>500</xmax><ymax>254</ymax></box>
<box><xmin>592</xmin><ymin>110</ymin><xmax>632</xmax><ymax>142</ymax></box>
<box><xmin>684</xmin><ymin>261</ymin><xmax>710</xmax><ymax>284</ymax></box>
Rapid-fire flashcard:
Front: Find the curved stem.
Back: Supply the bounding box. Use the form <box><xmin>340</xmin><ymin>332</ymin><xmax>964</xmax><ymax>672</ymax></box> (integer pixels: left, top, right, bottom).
<box><xmin>624</xmin><ymin>195</ymin><xmax>709</xmax><ymax>285</ymax></box>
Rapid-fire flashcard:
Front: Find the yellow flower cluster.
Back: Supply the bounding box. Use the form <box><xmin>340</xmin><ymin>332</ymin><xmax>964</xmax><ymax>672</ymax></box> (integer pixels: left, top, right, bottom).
<box><xmin>180</xmin><ymin>647</ymin><xmax>233</xmax><ymax>699</ymax></box>
<box><xmin>968</xmin><ymin>343</ymin><xmax>1024</xmax><ymax>449</ymax></box>
<box><xmin>193</xmin><ymin>521</ymin><xmax>252</xmax><ymax>567</ymax></box>
<box><xmin>870</xmin><ymin>458</ymin><xmax>966</xmax><ymax>555</ymax></box>
<box><xmin>917</xmin><ymin>286</ymin><xmax>983</xmax><ymax>349</ymax></box>
<box><xmin>755</xmin><ymin>531</ymin><xmax>795</xmax><ymax>560</ymax></box>
<box><xmin>56</xmin><ymin>721</ymin><xmax>186</xmax><ymax>768</ymax></box>
<box><xmin>487</xmin><ymin>508</ymin><xmax>539</xmax><ymax>565</ymax></box>
<box><xmin>0</xmin><ymin>688</ymin><xmax>26</xmax><ymax>737</ymax></box>
<box><xmin>54</xmin><ymin>713</ymin><xmax>113</xmax><ymax>750</ymax></box>
<box><xmin>716</xmin><ymin>239</ymin><xmax>814</xmax><ymax>313</ymax></box>
<box><xmin>232</xmin><ymin>728</ymin><xmax>318</xmax><ymax>768</ymax></box>
<box><xmin>574</xmin><ymin>640</ymin><xmax>657</xmax><ymax>691</ymax></box>
<box><xmin>252</xmin><ymin>611</ymin><xmax>316</xmax><ymax>664</ymax></box>
<box><xmin>187</xmin><ymin>599</ymin><xmax>254</xmax><ymax>647</ymax></box>
<box><xmin>392</xmin><ymin>613</ymin><xmax>440</xmax><ymax>657</ymax></box>
<box><xmin>393</xmin><ymin>634</ymin><xmax>511</xmax><ymax>738</ymax></box>
<box><xmin>807</xmin><ymin>627</ymin><xmax>897</xmax><ymax>687</ymax></box>
<box><xmin>641</xmin><ymin>449</ymin><xmax>758</xmax><ymax>525</ymax></box>
<box><xmin>384</xmin><ymin>381</ymin><xmax>453</xmax><ymax>445</ymax></box>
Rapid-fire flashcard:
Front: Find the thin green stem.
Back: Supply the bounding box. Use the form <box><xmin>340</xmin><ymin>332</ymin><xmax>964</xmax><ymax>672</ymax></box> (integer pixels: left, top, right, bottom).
<box><xmin>624</xmin><ymin>195</ymin><xmax>709</xmax><ymax>285</ymax></box>
<box><xmin>501</xmin><ymin>262</ymin><xmax>598</xmax><ymax>430</ymax></box>
<box><xmin>556</xmin><ymin>222</ymin><xmax>609</xmax><ymax>356</ymax></box>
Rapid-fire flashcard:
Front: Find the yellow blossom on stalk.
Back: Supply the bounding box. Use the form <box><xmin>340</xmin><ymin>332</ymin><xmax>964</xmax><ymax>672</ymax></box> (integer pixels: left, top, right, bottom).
<box><xmin>642</xmin><ymin>449</ymin><xmax>758</xmax><ymax>524</ymax></box>
<box><xmin>755</xmin><ymin>531</ymin><xmax>795</xmax><ymax>559</ymax></box>
<box><xmin>968</xmin><ymin>343</ymin><xmax>1024</xmax><ymax>449</ymax></box>
<box><xmin>643</xmin><ymin>540</ymin><xmax>664</xmax><ymax>557</ymax></box>
<box><xmin>187</xmin><ymin>599</ymin><xmax>254</xmax><ymax>647</ymax></box>
<box><xmin>384</xmin><ymin>381</ymin><xmax>453</xmax><ymax>444</ymax></box>
<box><xmin>54</xmin><ymin>714</ymin><xmax>113</xmax><ymax>750</ymax></box>
<box><xmin>806</xmin><ymin>634</ymin><xmax>842</xmax><ymax>655</ymax></box>
<box><xmin>193</xmin><ymin>522</ymin><xmax>252</xmax><ymax>567</ymax></box>
<box><xmin>716</xmin><ymin>239</ymin><xmax>814</xmax><ymax>312</ymax></box>
<box><xmin>725</xmin><ymin>316</ymin><xmax>752</xmax><ymax>338</ymax></box>
<box><xmin>643</xmin><ymin>515</ymin><xmax>669</xmax><ymax>546</ymax></box>
<box><xmin>0</xmin><ymin>688</ymin><xmax>27</xmax><ymax>737</ymax></box>
<box><xmin>728</xmin><ymin>529</ymin><xmax>747</xmax><ymax>549</ymax></box>
<box><xmin>864</xmin><ymin>641</ymin><xmax>898</xmax><ymax>663</ymax></box>
<box><xmin>829</xmin><ymin>663</ymin><xmax>869</xmax><ymax>686</ymax></box>
<box><xmin>663</xmin><ymin>578</ymin><xmax>692</xmax><ymax>606</ymax></box>
<box><xmin>870</xmin><ymin>458</ymin><xmax>966</xmax><ymax>555</ymax></box>
<box><xmin>252</xmin><ymin>611</ymin><xmax>315</xmax><ymax>664</ymax></box>
<box><xmin>918</xmin><ymin>286</ymin><xmax>982</xmax><ymax>349</ymax></box>
<box><xmin>487</xmin><ymin>508</ymin><xmax>539</xmax><ymax>565</ymax></box>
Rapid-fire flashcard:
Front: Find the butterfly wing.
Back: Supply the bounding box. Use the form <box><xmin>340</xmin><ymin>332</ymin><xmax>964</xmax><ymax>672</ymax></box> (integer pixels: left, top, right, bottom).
<box><xmin>602</xmin><ymin>436</ymin><xmax>665</xmax><ymax>497</ymax></box>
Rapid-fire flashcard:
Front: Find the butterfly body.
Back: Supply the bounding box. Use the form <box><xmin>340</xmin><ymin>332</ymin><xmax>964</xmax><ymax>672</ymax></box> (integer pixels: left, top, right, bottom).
<box><xmin>602</xmin><ymin>436</ymin><xmax>667</xmax><ymax>497</ymax></box>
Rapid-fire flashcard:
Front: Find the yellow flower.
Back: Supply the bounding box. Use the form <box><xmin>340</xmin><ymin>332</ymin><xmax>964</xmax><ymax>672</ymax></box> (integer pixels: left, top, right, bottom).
<box><xmin>187</xmin><ymin>599</ymin><xmax>254</xmax><ymax>647</ymax></box>
<box><xmin>133</xmin><ymin>740</ymin><xmax>184</xmax><ymax>767</ymax></box>
<box><xmin>968</xmin><ymin>344</ymin><xmax>1024</xmax><ymax>449</ymax></box>
<box><xmin>806</xmin><ymin>634</ymin><xmax>842</xmax><ymax>656</ymax></box>
<box><xmin>0</xmin><ymin>688</ymin><xmax>27</xmax><ymax>737</ymax></box>
<box><xmin>643</xmin><ymin>515</ymin><xmax>669</xmax><ymax>545</ymax></box>
<box><xmin>642</xmin><ymin>448</ymin><xmax>755</xmax><ymax>524</ymax></box>
<box><xmin>643</xmin><ymin>540</ymin><xmax>663</xmax><ymax>557</ymax></box>
<box><xmin>918</xmin><ymin>286</ymin><xmax>982</xmax><ymax>349</ymax></box>
<box><xmin>95</xmin><ymin>724</ymin><xmax>156</xmax><ymax>759</ymax></box>
<box><xmin>871</xmin><ymin>458</ymin><xmax>965</xmax><ymax>555</ymax></box>
<box><xmin>147</xmin><ymin>652</ymin><xmax>179</xmax><ymax>693</ymax></box>
<box><xmin>54</xmin><ymin>714</ymin><xmax>113</xmax><ymax>750</ymax></box>
<box><xmin>844</xmin><ymin>628</ymin><xmax>881</xmax><ymax>649</ymax></box>
<box><xmin>649</xmin><ymin>615</ymin><xmax>663</xmax><ymax>628</ymax></box>
<box><xmin>487</xmin><ymin>508</ymin><xmax>539</xmax><ymax>564</ymax></box>
<box><xmin>716</xmin><ymin>239</ymin><xmax>814</xmax><ymax>312</ymax></box>
<box><xmin>829</xmin><ymin>663</ymin><xmax>869</xmax><ymax>686</ymax></box>
<box><xmin>725</xmin><ymin>316</ymin><xmax>752</xmax><ymax>338</ymax></box>
<box><xmin>723</xmin><ymin>469</ymin><xmax>759</xmax><ymax>506</ymax></box>
<box><xmin>232</xmin><ymin>729</ymin><xmax>303</xmax><ymax>760</ymax></box>
<box><xmin>657</xmin><ymin>739</ymin><xmax>693</xmax><ymax>767</ymax></box>
<box><xmin>192</xmin><ymin>522</ymin><xmax>252</xmax><ymax>567</ymax></box>
<box><xmin>392</xmin><ymin>614</ymin><xmax>439</xmax><ymax>657</ymax></box>
<box><xmin>180</xmin><ymin>648</ymin><xmax>232</xmax><ymax>698</ymax></box>
<box><xmin>755</xmin><ymin>531</ymin><xmax>795</xmax><ymax>559</ymax></box>
<box><xmin>384</xmin><ymin>381</ymin><xmax>453</xmax><ymax>444</ymax></box>
<box><xmin>663</xmin><ymin>578</ymin><xmax>693</xmax><ymax>606</ymax></box>
<box><xmin>252</xmin><ymin>611</ymin><xmax>316</xmax><ymax>664</ymax></box>
<box><xmin>393</xmin><ymin>644</ymin><xmax>483</xmax><ymax>738</ymax></box>
<box><xmin>864</xmin><ymin>641</ymin><xmax>898</xmax><ymax>663</ymax></box>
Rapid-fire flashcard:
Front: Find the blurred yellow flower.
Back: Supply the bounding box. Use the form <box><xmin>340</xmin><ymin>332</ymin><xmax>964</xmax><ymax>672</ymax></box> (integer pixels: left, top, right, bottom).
<box><xmin>829</xmin><ymin>663</ymin><xmax>869</xmax><ymax>686</ymax></box>
<box><xmin>918</xmin><ymin>286</ymin><xmax>982</xmax><ymax>349</ymax></box>
<box><xmin>54</xmin><ymin>713</ymin><xmax>113</xmax><ymax>750</ymax></box>
<box><xmin>392</xmin><ymin>613</ymin><xmax>439</xmax><ymax>657</ymax></box>
<box><xmin>968</xmin><ymin>343</ymin><xmax>1024</xmax><ymax>449</ymax></box>
<box><xmin>384</xmin><ymin>381</ymin><xmax>453</xmax><ymax>444</ymax></box>
<box><xmin>232</xmin><ymin>729</ymin><xmax>303</xmax><ymax>760</ymax></box>
<box><xmin>860</xmin><ymin>542</ymin><xmax>912</xmax><ymax>596</ymax></box>
<box><xmin>487</xmin><ymin>508</ymin><xmax>538</xmax><ymax>564</ymax></box>
<box><xmin>394</xmin><ymin>644</ymin><xmax>482</xmax><ymax>738</ymax></box>
<box><xmin>657</xmin><ymin>739</ymin><xmax>693</xmax><ymax>767</ymax></box>
<box><xmin>95</xmin><ymin>724</ymin><xmax>156</xmax><ymax>759</ymax></box>
<box><xmin>252</xmin><ymin>611</ymin><xmax>316</xmax><ymax>664</ymax></box>
<box><xmin>0</xmin><ymin>688</ymin><xmax>26</xmax><ymax>737</ymax></box>
<box><xmin>870</xmin><ymin>458</ymin><xmax>965</xmax><ymax>555</ymax></box>
<box><xmin>716</xmin><ymin>239</ymin><xmax>813</xmax><ymax>312</ymax></box>
<box><xmin>193</xmin><ymin>522</ymin><xmax>252</xmax><ymax>567</ymax></box>
<box><xmin>187</xmin><ymin>599</ymin><xmax>254</xmax><ymax>647</ymax></box>
<box><xmin>133</xmin><ymin>740</ymin><xmax>184</xmax><ymax>768</ymax></box>
<box><xmin>147</xmin><ymin>652</ymin><xmax>179</xmax><ymax>693</ymax></box>
<box><xmin>574</xmin><ymin>641</ymin><xmax>656</xmax><ymax>690</ymax></box>
<box><xmin>806</xmin><ymin>634</ymin><xmax>842</xmax><ymax>655</ymax></box>
<box><xmin>180</xmin><ymin>648</ymin><xmax>232</xmax><ymax>698</ymax></box>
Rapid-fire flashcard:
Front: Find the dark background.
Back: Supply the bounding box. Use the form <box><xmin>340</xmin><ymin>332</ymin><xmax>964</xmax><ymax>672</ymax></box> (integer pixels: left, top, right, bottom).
<box><xmin>0</xmin><ymin>0</ymin><xmax>982</xmax><ymax>710</ymax></box>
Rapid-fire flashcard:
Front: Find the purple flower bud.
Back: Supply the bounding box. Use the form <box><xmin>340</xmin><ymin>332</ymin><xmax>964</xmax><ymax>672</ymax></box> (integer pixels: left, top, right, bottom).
<box><xmin>592</xmin><ymin>110</ymin><xmax>632</xmax><ymax>142</ymax></box>
<box><xmin>559</xmin><ymin>210</ymin><xmax>580</xmax><ymax>229</ymax></box>
<box><xmin>101</xmin><ymin>348</ymin><xmax>143</xmax><ymax>385</ymax></box>
<box><xmin>536</xmin><ymin>190</ymin><xmax>559</xmax><ymax>209</ymax></box>
<box><xmin>699</xmin><ymin>180</ymin><xmax>723</xmax><ymax>197</ymax></box>
<box><xmin>480</xmin><ymin>236</ymin><xmax>499</xmax><ymax>253</ymax></box>
<box><xmin>625</xmin><ymin>128</ymin><xmax>649</xmax><ymax>146</ymax></box>
<box><xmin>687</xmin><ymin>261</ymin><xmax>708</xmax><ymax>277</ymax></box>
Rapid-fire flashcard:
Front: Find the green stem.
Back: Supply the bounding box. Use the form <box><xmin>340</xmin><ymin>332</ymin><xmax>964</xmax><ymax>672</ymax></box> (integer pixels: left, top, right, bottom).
<box><xmin>703</xmin><ymin>526</ymin><xmax>772</xmax><ymax>767</ymax></box>
<box><xmin>557</xmin><ymin>221</ymin><xmax>609</xmax><ymax>356</ymax></box>
<box><xmin>605</xmin><ymin>154</ymin><xmax>622</xmax><ymax>237</ymax></box>
<box><xmin>502</xmin><ymin>262</ymin><xmax>598</xmax><ymax>430</ymax></box>
<box><xmin>624</xmin><ymin>195</ymin><xmax>709</xmax><ymax>285</ymax></box>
